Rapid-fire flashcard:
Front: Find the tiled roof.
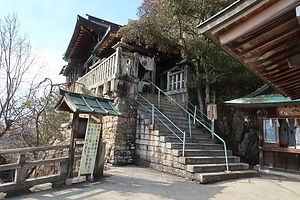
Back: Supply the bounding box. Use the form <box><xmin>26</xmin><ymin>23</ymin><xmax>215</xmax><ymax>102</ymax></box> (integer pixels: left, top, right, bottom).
<box><xmin>55</xmin><ymin>89</ymin><xmax>121</xmax><ymax>116</ymax></box>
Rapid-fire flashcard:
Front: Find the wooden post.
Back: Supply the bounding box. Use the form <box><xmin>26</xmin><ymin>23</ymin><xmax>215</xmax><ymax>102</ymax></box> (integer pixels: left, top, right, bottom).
<box><xmin>167</xmin><ymin>71</ymin><xmax>170</xmax><ymax>91</ymax></box>
<box><xmin>258</xmin><ymin>119</ymin><xmax>264</xmax><ymax>169</ymax></box>
<box><xmin>94</xmin><ymin>139</ymin><xmax>106</xmax><ymax>178</ymax></box>
<box><xmin>14</xmin><ymin>153</ymin><xmax>27</xmax><ymax>183</ymax></box>
<box><xmin>66</xmin><ymin>112</ymin><xmax>79</xmax><ymax>185</ymax></box>
<box><xmin>52</xmin><ymin>161</ymin><xmax>68</xmax><ymax>188</ymax></box>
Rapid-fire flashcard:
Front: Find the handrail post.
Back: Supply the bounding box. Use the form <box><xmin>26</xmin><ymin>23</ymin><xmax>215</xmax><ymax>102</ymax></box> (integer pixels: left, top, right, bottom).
<box><xmin>151</xmin><ymin>103</ymin><xmax>155</xmax><ymax>124</ymax></box>
<box><xmin>188</xmin><ymin>114</ymin><xmax>192</xmax><ymax>138</ymax></box>
<box><xmin>224</xmin><ymin>143</ymin><xmax>229</xmax><ymax>171</ymax></box>
<box><xmin>158</xmin><ymin>90</ymin><xmax>161</xmax><ymax>109</ymax></box>
<box><xmin>182</xmin><ymin>132</ymin><xmax>186</xmax><ymax>157</ymax></box>
<box><xmin>15</xmin><ymin>153</ymin><xmax>27</xmax><ymax>183</ymax></box>
<box><xmin>211</xmin><ymin>119</ymin><xmax>215</xmax><ymax>139</ymax></box>
<box><xmin>193</xmin><ymin>105</ymin><xmax>197</xmax><ymax>124</ymax></box>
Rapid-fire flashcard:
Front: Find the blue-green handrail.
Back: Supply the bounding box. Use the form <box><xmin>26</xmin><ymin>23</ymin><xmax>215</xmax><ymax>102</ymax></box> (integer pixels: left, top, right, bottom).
<box><xmin>187</xmin><ymin>101</ymin><xmax>212</xmax><ymax>129</ymax></box>
<box><xmin>137</xmin><ymin>94</ymin><xmax>186</xmax><ymax>156</ymax></box>
<box><xmin>144</xmin><ymin>79</ymin><xmax>229</xmax><ymax>171</ymax></box>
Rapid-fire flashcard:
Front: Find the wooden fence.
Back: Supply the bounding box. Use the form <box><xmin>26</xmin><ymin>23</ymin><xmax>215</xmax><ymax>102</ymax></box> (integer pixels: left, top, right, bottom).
<box><xmin>0</xmin><ymin>145</ymin><xmax>81</xmax><ymax>193</ymax></box>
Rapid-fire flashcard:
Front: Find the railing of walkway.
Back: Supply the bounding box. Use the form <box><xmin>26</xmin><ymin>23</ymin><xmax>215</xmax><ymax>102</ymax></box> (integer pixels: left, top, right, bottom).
<box><xmin>144</xmin><ymin>79</ymin><xmax>229</xmax><ymax>171</ymax></box>
<box><xmin>187</xmin><ymin>101</ymin><xmax>212</xmax><ymax>130</ymax></box>
<box><xmin>136</xmin><ymin>93</ymin><xmax>186</xmax><ymax>156</ymax></box>
<box><xmin>0</xmin><ymin>145</ymin><xmax>82</xmax><ymax>193</ymax></box>
<box><xmin>75</xmin><ymin>47</ymin><xmax>139</xmax><ymax>93</ymax></box>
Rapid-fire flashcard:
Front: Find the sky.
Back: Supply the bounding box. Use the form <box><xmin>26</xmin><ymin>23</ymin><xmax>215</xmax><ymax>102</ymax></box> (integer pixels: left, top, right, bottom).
<box><xmin>0</xmin><ymin>0</ymin><xmax>143</xmax><ymax>84</ymax></box>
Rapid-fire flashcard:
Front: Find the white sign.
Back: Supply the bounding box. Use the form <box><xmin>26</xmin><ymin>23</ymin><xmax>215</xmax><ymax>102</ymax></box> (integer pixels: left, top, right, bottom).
<box><xmin>79</xmin><ymin>122</ymin><xmax>101</xmax><ymax>175</ymax></box>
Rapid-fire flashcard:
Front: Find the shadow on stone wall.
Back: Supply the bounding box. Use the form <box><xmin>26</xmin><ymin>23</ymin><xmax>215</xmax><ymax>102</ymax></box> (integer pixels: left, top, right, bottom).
<box><xmin>217</xmin><ymin>107</ymin><xmax>259</xmax><ymax>167</ymax></box>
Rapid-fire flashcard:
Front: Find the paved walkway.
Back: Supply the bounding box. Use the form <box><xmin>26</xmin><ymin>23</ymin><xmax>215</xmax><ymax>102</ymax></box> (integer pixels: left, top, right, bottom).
<box><xmin>2</xmin><ymin>166</ymin><xmax>300</xmax><ymax>199</ymax></box>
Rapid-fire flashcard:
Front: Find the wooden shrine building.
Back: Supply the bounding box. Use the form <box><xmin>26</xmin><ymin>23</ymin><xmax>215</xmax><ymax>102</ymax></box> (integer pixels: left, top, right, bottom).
<box><xmin>225</xmin><ymin>85</ymin><xmax>300</xmax><ymax>173</ymax></box>
<box><xmin>198</xmin><ymin>0</ymin><xmax>300</xmax><ymax>175</ymax></box>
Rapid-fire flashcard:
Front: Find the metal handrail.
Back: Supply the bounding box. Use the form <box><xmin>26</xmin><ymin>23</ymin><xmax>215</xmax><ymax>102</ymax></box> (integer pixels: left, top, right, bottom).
<box><xmin>144</xmin><ymin>79</ymin><xmax>229</xmax><ymax>171</ymax></box>
<box><xmin>137</xmin><ymin>94</ymin><xmax>186</xmax><ymax>156</ymax></box>
<box><xmin>187</xmin><ymin>101</ymin><xmax>212</xmax><ymax>129</ymax></box>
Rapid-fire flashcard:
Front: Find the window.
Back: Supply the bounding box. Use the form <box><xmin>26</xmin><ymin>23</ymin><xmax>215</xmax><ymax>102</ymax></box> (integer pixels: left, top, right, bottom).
<box><xmin>263</xmin><ymin>119</ymin><xmax>279</xmax><ymax>143</ymax></box>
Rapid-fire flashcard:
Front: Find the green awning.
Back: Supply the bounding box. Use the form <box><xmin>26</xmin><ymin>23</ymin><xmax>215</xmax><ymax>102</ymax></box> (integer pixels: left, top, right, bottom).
<box><xmin>55</xmin><ymin>89</ymin><xmax>121</xmax><ymax>116</ymax></box>
<box><xmin>225</xmin><ymin>85</ymin><xmax>300</xmax><ymax>108</ymax></box>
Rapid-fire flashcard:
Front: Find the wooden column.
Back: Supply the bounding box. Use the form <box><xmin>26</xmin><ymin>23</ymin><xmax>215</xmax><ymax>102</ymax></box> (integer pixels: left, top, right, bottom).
<box><xmin>14</xmin><ymin>153</ymin><xmax>27</xmax><ymax>183</ymax></box>
<box><xmin>258</xmin><ymin>119</ymin><xmax>264</xmax><ymax>168</ymax></box>
<box><xmin>66</xmin><ymin>112</ymin><xmax>79</xmax><ymax>184</ymax></box>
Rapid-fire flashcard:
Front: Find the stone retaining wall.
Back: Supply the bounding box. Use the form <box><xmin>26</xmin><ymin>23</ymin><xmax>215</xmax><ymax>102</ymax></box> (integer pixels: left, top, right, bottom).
<box><xmin>101</xmin><ymin>90</ymin><xmax>137</xmax><ymax>165</ymax></box>
<box><xmin>134</xmin><ymin>110</ymin><xmax>194</xmax><ymax>179</ymax></box>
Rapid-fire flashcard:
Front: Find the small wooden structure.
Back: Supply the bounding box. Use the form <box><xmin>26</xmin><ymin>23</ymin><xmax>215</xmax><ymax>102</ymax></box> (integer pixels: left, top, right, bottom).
<box><xmin>55</xmin><ymin>89</ymin><xmax>120</xmax><ymax>183</ymax></box>
<box><xmin>226</xmin><ymin>85</ymin><xmax>300</xmax><ymax>173</ymax></box>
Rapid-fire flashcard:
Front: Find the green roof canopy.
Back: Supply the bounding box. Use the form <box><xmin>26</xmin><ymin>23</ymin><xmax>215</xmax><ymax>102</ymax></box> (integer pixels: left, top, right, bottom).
<box><xmin>55</xmin><ymin>89</ymin><xmax>121</xmax><ymax>116</ymax></box>
<box><xmin>225</xmin><ymin>85</ymin><xmax>300</xmax><ymax>108</ymax></box>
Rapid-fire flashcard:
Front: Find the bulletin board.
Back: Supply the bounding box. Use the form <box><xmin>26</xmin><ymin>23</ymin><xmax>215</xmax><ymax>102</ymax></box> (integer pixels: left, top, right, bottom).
<box><xmin>79</xmin><ymin>115</ymin><xmax>101</xmax><ymax>175</ymax></box>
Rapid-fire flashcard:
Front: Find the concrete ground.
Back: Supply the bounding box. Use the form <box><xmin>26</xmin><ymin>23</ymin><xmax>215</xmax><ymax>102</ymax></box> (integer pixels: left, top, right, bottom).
<box><xmin>1</xmin><ymin>165</ymin><xmax>300</xmax><ymax>200</ymax></box>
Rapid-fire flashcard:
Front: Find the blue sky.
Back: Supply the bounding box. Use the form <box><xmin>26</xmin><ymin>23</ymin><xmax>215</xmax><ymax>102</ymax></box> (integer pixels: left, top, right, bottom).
<box><xmin>0</xmin><ymin>0</ymin><xmax>143</xmax><ymax>83</ymax></box>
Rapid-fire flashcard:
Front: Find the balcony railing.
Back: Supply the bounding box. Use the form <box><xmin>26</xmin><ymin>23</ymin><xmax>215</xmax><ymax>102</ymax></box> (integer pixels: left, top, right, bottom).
<box><xmin>75</xmin><ymin>47</ymin><xmax>139</xmax><ymax>93</ymax></box>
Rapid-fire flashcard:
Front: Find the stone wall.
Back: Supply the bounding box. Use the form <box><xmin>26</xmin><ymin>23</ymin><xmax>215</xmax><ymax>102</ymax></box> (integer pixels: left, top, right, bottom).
<box><xmin>101</xmin><ymin>83</ymin><xmax>138</xmax><ymax>165</ymax></box>
<box><xmin>165</xmin><ymin>89</ymin><xmax>188</xmax><ymax>108</ymax></box>
<box><xmin>134</xmin><ymin>110</ymin><xmax>194</xmax><ymax>179</ymax></box>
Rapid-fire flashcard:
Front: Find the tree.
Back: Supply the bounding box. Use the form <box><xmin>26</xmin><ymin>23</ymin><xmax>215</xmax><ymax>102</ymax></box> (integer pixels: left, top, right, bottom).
<box><xmin>0</xmin><ymin>14</ymin><xmax>70</xmax><ymax>148</ymax></box>
<box><xmin>119</xmin><ymin>0</ymin><xmax>262</xmax><ymax>110</ymax></box>
<box><xmin>0</xmin><ymin>13</ymin><xmax>39</xmax><ymax>138</ymax></box>
<box><xmin>120</xmin><ymin>0</ymin><xmax>263</xmax><ymax>165</ymax></box>
<box><xmin>0</xmin><ymin>13</ymin><xmax>71</xmax><ymax>182</ymax></box>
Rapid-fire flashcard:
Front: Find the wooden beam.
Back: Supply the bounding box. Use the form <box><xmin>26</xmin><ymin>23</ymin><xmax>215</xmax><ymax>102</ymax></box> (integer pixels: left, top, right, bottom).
<box><xmin>219</xmin><ymin>0</ymin><xmax>299</xmax><ymax>45</ymax></box>
<box><xmin>253</xmin><ymin>45</ymin><xmax>300</xmax><ymax>71</ymax></box>
<box><xmin>230</xmin><ymin>11</ymin><xmax>297</xmax><ymax>51</ymax></box>
<box><xmin>269</xmin><ymin>69</ymin><xmax>300</xmax><ymax>83</ymax></box>
<box><xmin>243</xmin><ymin>35</ymin><xmax>300</xmax><ymax>64</ymax></box>
<box><xmin>272</xmin><ymin>76</ymin><xmax>300</xmax><ymax>88</ymax></box>
<box><xmin>0</xmin><ymin>145</ymin><xmax>69</xmax><ymax>155</ymax></box>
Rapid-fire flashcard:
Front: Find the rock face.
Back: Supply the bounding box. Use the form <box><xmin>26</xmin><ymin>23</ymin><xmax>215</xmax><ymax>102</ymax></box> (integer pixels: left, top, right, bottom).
<box><xmin>217</xmin><ymin>108</ymin><xmax>259</xmax><ymax>167</ymax></box>
<box><xmin>237</xmin><ymin>121</ymin><xmax>259</xmax><ymax>166</ymax></box>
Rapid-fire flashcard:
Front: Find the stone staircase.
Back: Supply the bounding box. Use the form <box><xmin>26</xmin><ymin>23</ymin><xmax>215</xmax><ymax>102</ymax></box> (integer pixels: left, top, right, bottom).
<box><xmin>135</xmin><ymin>93</ymin><xmax>257</xmax><ymax>183</ymax></box>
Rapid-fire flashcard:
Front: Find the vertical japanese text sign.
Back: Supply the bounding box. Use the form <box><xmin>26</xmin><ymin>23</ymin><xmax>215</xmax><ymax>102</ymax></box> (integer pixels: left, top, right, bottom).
<box><xmin>79</xmin><ymin>114</ymin><xmax>101</xmax><ymax>175</ymax></box>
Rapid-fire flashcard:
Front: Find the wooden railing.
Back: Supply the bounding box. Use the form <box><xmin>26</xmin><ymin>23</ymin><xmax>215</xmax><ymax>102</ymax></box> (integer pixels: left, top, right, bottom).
<box><xmin>166</xmin><ymin>66</ymin><xmax>187</xmax><ymax>93</ymax></box>
<box><xmin>75</xmin><ymin>52</ymin><xmax>118</xmax><ymax>93</ymax></box>
<box><xmin>0</xmin><ymin>145</ymin><xmax>81</xmax><ymax>193</ymax></box>
<box><xmin>75</xmin><ymin>47</ymin><xmax>139</xmax><ymax>93</ymax></box>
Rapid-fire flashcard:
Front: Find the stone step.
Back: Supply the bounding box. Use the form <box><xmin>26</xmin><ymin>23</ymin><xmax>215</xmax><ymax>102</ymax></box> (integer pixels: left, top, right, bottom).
<box><xmin>167</xmin><ymin>142</ymin><xmax>224</xmax><ymax>150</ymax></box>
<box><xmin>162</xmin><ymin>136</ymin><xmax>215</xmax><ymax>143</ymax></box>
<box><xmin>172</xmin><ymin>149</ymin><xmax>232</xmax><ymax>157</ymax></box>
<box><xmin>186</xmin><ymin>163</ymin><xmax>249</xmax><ymax>173</ymax></box>
<box><xmin>195</xmin><ymin>170</ymin><xmax>258</xmax><ymax>184</ymax></box>
<box><xmin>182</xmin><ymin>156</ymin><xmax>240</xmax><ymax>165</ymax></box>
<box><xmin>137</xmin><ymin>99</ymin><xmax>177</xmax><ymax>110</ymax></box>
<box><xmin>157</xmin><ymin>125</ymin><xmax>208</xmax><ymax>135</ymax></box>
<box><xmin>139</xmin><ymin>104</ymin><xmax>179</xmax><ymax>113</ymax></box>
<box><xmin>161</xmin><ymin>136</ymin><xmax>194</xmax><ymax>143</ymax></box>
